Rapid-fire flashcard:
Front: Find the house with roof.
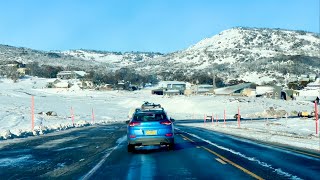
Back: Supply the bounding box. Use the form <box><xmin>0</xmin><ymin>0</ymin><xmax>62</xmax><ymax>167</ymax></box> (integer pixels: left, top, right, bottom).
<box><xmin>309</xmin><ymin>74</ymin><xmax>317</xmax><ymax>82</ymax></box>
<box><xmin>57</xmin><ymin>71</ymin><xmax>87</xmax><ymax>80</ymax></box>
<box><xmin>256</xmin><ymin>85</ymin><xmax>282</xmax><ymax>99</ymax></box>
<box><xmin>46</xmin><ymin>79</ymin><xmax>72</xmax><ymax>88</ymax></box>
<box><xmin>188</xmin><ymin>84</ymin><xmax>214</xmax><ymax>95</ymax></box>
<box><xmin>214</xmin><ymin>83</ymin><xmax>252</xmax><ymax>96</ymax></box>
<box><xmin>152</xmin><ymin>81</ymin><xmax>189</xmax><ymax>95</ymax></box>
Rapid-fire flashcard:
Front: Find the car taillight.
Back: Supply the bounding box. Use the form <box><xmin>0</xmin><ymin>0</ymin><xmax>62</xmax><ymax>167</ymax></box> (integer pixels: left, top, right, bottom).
<box><xmin>129</xmin><ymin>135</ymin><xmax>136</xmax><ymax>138</ymax></box>
<box><xmin>129</xmin><ymin>122</ymin><xmax>141</xmax><ymax>126</ymax></box>
<box><xmin>160</xmin><ymin>120</ymin><xmax>172</xmax><ymax>125</ymax></box>
<box><xmin>165</xmin><ymin>133</ymin><xmax>173</xmax><ymax>137</ymax></box>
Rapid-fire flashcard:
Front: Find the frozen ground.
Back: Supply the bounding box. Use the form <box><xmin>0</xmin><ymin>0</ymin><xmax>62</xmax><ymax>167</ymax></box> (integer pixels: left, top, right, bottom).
<box><xmin>0</xmin><ymin>77</ymin><xmax>319</xmax><ymax>151</ymax></box>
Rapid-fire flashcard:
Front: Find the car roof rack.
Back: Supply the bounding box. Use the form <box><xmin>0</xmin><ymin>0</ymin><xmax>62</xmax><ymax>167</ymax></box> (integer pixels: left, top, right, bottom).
<box><xmin>140</xmin><ymin>102</ymin><xmax>164</xmax><ymax>111</ymax></box>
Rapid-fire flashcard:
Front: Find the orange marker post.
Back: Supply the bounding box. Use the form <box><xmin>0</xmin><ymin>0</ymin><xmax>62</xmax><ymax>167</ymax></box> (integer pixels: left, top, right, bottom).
<box><xmin>92</xmin><ymin>108</ymin><xmax>95</xmax><ymax>124</ymax></box>
<box><xmin>31</xmin><ymin>96</ymin><xmax>34</xmax><ymax>131</ymax></box>
<box><xmin>237</xmin><ymin>107</ymin><xmax>240</xmax><ymax>128</ymax></box>
<box><xmin>224</xmin><ymin>109</ymin><xmax>226</xmax><ymax>126</ymax></box>
<box><xmin>71</xmin><ymin>107</ymin><xmax>74</xmax><ymax>125</ymax></box>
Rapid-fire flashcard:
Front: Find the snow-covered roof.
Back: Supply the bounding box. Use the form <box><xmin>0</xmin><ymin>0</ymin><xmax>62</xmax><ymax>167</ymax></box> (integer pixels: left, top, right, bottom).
<box><xmin>57</xmin><ymin>71</ymin><xmax>87</xmax><ymax>77</ymax></box>
<box><xmin>306</xmin><ymin>78</ymin><xmax>320</xmax><ymax>89</ymax></box>
<box><xmin>73</xmin><ymin>71</ymin><xmax>87</xmax><ymax>77</ymax></box>
<box><xmin>165</xmin><ymin>89</ymin><xmax>180</xmax><ymax>93</ymax></box>
<box><xmin>215</xmin><ymin>83</ymin><xmax>252</xmax><ymax>95</ymax></box>
<box><xmin>198</xmin><ymin>84</ymin><xmax>214</xmax><ymax>88</ymax></box>
<box><xmin>47</xmin><ymin>78</ymin><xmax>57</xmax><ymax>83</ymax></box>
<box><xmin>55</xmin><ymin>82</ymin><xmax>69</xmax><ymax>88</ymax></box>
<box><xmin>160</xmin><ymin>81</ymin><xmax>186</xmax><ymax>85</ymax></box>
<box><xmin>57</xmin><ymin>71</ymin><xmax>73</xmax><ymax>75</ymax></box>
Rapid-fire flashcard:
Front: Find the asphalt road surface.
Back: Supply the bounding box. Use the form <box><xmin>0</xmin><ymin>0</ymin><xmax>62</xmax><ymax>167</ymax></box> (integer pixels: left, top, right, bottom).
<box><xmin>0</xmin><ymin>122</ymin><xmax>319</xmax><ymax>179</ymax></box>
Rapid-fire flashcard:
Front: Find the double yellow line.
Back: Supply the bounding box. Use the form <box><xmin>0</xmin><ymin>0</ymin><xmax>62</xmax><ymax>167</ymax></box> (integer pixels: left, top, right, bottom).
<box><xmin>180</xmin><ymin>134</ymin><xmax>264</xmax><ymax>180</ymax></box>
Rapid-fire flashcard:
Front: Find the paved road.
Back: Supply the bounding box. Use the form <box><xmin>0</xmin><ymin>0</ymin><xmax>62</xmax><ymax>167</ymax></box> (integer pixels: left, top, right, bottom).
<box><xmin>0</xmin><ymin>123</ymin><xmax>319</xmax><ymax>179</ymax></box>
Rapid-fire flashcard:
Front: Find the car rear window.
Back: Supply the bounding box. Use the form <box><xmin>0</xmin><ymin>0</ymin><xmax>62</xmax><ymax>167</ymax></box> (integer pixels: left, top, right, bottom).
<box><xmin>133</xmin><ymin>112</ymin><xmax>167</xmax><ymax>122</ymax></box>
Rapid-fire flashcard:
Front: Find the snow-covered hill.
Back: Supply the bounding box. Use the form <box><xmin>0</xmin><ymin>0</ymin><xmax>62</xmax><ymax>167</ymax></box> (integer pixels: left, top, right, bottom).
<box><xmin>132</xmin><ymin>27</ymin><xmax>320</xmax><ymax>84</ymax></box>
<box><xmin>0</xmin><ymin>45</ymin><xmax>162</xmax><ymax>69</ymax></box>
<box><xmin>61</xmin><ymin>49</ymin><xmax>162</xmax><ymax>66</ymax></box>
<box><xmin>0</xmin><ymin>27</ymin><xmax>319</xmax><ymax>85</ymax></box>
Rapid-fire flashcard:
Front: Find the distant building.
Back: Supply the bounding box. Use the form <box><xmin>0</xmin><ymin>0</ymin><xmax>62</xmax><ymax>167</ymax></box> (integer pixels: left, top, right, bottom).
<box><xmin>17</xmin><ymin>67</ymin><xmax>29</xmax><ymax>76</ymax></box>
<box><xmin>159</xmin><ymin>81</ymin><xmax>187</xmax><ymax>95</ymax></box>
<box><xmin>305</xmin><ymin>78</ymin><xmax>320</xmax><ymax>90</ymax></box>
<box><xmin>281</xmin><ymin>89</ymin><xmax>299</xmax><ymax>100</ymax></box>
<box><xmin>96</xmin><ymin>84</ymin><xmax>113</xmax><ymax>91</ymax></box>
<box><xmin>46</xmin><ymin>79</ymin><xmax>61</xmax><ymax>88</ymax></box>
<box><xmin>82</xmin><ymin>80</ymin><xmax>94</xmax><ymax>89</ymax></box>
<box><xmin>309</xmin><ymin>74</ymin><xmax>317</xmax><ymax>82</ymax></box>
<box><xmin>214</xmin><ymin>83</ymin><xmax>252</xmax><ymax>96</ymax></box>
<box><xmin>57</xmin><ymin>71</ymin><xmax>87</xmax><ymax>80</ymax></box>
<box><xmin>300</xmin><ymin>74</ymin><xmax>308</xmax><ymax>78</ymax></box>
<box><xmin>46</xmin><ymin>79</ymin><xmax>71</xmax><ymax>88</ymax></box>
<box><xmin>256</xmin><ymin>85</ymin><xmax>281</xmax><ymax>99</ymax></box>
<box><xmin>189</xmin><ymin>84</ymin><xmax>214</xmax><ymax>95</ymax></box>
<box><xmin>151</xmin><ymin>81</ymin><xmax>188</xmax><ymax>95</ymax></box>
<box><xmin>242</xmin><ymin>88</ymin><xmax>256</xmax><ymax>97</ymax></box>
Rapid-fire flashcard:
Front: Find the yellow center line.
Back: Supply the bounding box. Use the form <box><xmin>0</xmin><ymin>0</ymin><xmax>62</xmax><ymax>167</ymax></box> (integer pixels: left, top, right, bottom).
<box><xmin>180</xmin><ymin>134</ymin><xmax>264</xmax><ymax>180</ymax></box>
<box><xmin>216</xmin><ymin>158</ymin><xmax>227</xmax><ymax>164</ymax></box>
<box><xmin>180</xmin><ymin>134</ymin><xmax>194</xmax><ymax>142</ymax></box>
<box><xmin>202</xmin><ymin>146</ymin><xmax>264</xmax><ymax>180</ymax></box>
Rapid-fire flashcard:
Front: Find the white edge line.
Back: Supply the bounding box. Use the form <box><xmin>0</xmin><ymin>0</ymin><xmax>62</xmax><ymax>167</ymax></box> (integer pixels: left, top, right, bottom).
<box><xmin>178</xmin><ymin>128</ymin><xmax>302</xmax><ymax>180</ymax></box>
<box><xmin>81</xmin><ymin>135</ymin><xmax>126</xmax><ymax>180</ymax></box>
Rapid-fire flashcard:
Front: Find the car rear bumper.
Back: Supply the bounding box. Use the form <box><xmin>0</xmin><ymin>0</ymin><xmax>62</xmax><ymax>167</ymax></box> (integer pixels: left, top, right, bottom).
<box><xmin>128</xmin><ymin>136</ymin><xmax>174</xmax><ymax>146</ymax></box>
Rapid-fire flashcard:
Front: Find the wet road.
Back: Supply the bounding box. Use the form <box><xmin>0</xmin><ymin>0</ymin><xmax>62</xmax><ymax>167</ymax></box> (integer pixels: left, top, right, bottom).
<box><xmin>0</xmin><ymin>122</ymin><xmax>319</xmax><ymax>179</ymax></box>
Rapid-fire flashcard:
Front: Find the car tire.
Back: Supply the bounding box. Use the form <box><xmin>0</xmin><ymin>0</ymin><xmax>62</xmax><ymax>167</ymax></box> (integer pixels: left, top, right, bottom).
<box><xmin>168</xmin><ymin>142</ymin><xmax>175</xmax><ymax>150</ymax></box>
<box><xmin>127</xmin><ymin>144</ymin><xmax>134</xmax><ymax>152</ymax></box>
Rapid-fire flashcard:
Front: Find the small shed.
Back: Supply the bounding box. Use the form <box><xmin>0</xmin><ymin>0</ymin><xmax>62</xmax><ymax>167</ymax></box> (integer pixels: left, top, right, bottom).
<box><xmin>256</xmin><ymin>86</ymin><xmax>281</xmax><ymax>99</ymax></box>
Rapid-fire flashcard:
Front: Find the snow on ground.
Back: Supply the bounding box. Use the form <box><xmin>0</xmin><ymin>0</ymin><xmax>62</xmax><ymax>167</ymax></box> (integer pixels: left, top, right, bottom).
<box><xmin>0</xmin><ymin>77</ymin><xmax>319</xmax><ymax>151</ymax></box>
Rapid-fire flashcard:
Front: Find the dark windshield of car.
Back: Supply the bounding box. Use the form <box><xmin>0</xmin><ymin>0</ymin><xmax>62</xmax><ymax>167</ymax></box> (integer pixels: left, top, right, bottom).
<box><xmin>133</xmin><ymin>112</ymin><xmax>167</xmax><ymax>122</ymax></box>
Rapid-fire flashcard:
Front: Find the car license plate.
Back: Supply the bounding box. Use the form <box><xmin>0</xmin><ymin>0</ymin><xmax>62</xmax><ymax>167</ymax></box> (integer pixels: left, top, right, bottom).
<box><xmin>145</xmin><ymin>130</ymin><xmax>157</xmax><ymax>135</ymax></box>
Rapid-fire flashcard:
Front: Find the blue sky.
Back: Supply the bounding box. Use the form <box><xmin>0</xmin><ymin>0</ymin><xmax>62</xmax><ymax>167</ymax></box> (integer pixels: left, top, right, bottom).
<box><xmin>0</xmin><ymin>0</ymin><xmax>319</xmax><ymax>53</ymax></box>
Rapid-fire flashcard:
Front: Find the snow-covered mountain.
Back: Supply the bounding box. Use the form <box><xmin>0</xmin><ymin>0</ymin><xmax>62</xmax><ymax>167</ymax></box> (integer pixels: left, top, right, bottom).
<box><xmin>0</xmin><ymin>45</ymin><xmax>162</xmax><ymax>70</ymax></box>
<box><xmin>0</xmin><ymin>27</ymin><xmax>319</xmax><ymax>85</ymax></box>
<box><xmin>131</xmin><ymin>27</ymin><xmax>320</xmax><ymax>84</ymax></box>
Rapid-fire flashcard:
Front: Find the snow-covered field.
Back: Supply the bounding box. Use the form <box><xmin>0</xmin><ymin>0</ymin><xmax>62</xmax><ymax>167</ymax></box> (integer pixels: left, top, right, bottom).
<box><xmin>0</xmin><ymin>77</ymin><xmax>319</xmax><ymax>151</ymax></box>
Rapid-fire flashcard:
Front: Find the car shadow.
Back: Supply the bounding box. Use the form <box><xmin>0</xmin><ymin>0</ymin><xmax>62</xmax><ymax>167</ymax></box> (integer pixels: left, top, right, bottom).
<box><xmin>130</xmin><ymin>138</ymin><xmax>209</xmax><ymax>154</ymax></box>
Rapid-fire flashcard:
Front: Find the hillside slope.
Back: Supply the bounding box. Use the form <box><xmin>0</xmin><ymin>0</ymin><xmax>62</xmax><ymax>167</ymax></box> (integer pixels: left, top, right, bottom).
<box><xmin>1</xmin><ymin>27</ymin><xmax>319</xmax><ymax>85</ymax></box>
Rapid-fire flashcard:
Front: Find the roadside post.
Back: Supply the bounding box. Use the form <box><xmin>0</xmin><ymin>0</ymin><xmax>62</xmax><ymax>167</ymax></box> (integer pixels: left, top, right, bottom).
<box><xmin>238</xmin><ymin>107</ymin><xmax>241</xmax><ymax>128</ymax></box>
<box><xmin>71</xmin><ymin>107</ymin><xmax>74</xmax><ymax>125</ymax></box>
<box><xmin>216</xmin><ymin>114</ymin><xmax>218</xmax><ymax>126</ymax></box>
<box><xmin>92</xmin><ymin>108</ymin><xmax>95</xmax><ymax>124</ymax></box>
<box><xmin>204</xmin><ymin>114</ymin><xmax>206</xmax><ymax>124</ymax></box>
<box><xmin>224</xmin><ymin>109</ymin><xmax>226</xmax><ymax>127</ymax></box>
<box><xmin>31</xmin><ymin>96</ymin><xmax>34</xmax><ymax>131</ymax></box>
<box><xmin>212</xmin><ymin>113</ymin><xmax>214</xmax><ymax>125</ymax></box>
<box><xmin>315</xmin><ymin>101</ymin><xmax>318</xmax><ymax>135</ymax></box>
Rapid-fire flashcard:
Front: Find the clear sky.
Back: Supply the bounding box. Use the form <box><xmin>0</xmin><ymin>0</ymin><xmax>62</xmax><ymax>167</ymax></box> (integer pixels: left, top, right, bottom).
<box><xmin>0</xmin><ymin>0</ymin><xmax>319</xmax><ymax>53</ymax></box>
